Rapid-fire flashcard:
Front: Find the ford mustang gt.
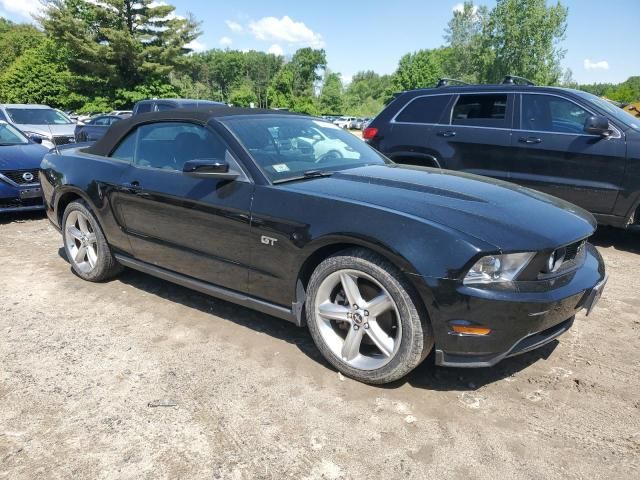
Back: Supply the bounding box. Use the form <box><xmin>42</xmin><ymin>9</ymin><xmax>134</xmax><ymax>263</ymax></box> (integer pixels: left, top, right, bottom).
<box><xmin>39</xmin><ymin>108</ymin><xmax>607</xmax><ymax>384</ymax></box>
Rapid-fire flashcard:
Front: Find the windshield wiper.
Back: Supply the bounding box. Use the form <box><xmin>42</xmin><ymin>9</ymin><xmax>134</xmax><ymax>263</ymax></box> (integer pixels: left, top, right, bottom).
<box><xmin>273</xmin><ymin>169</ymin><xmax>334</xmax><ymax>184</ymax></box>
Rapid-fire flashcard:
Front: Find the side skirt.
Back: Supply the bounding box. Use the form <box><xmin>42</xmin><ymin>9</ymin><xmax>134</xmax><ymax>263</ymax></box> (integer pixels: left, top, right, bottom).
<box><xmin>114</xmin><ymin>254</ymin><xmax>299</xmax><ymax>325</ymax></box>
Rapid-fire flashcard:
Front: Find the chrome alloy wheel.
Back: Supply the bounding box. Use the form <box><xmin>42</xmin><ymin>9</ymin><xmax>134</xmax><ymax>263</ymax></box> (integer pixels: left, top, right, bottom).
<box><xmin>314</xmin><ymin>269</ymin><xmax>402</xmax><ymax>370</ymax></box>
<box><xmin>64</xmin><ymin>210</ymin><xmax>98</xmax><ymax>273</ymax></box>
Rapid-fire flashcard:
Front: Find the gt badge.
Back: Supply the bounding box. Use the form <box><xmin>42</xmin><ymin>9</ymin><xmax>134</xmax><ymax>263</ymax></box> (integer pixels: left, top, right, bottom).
<box><xmin>261</xmin><ymin>235</ymin><xmax>278</xmax><ymax>246</ymax></box>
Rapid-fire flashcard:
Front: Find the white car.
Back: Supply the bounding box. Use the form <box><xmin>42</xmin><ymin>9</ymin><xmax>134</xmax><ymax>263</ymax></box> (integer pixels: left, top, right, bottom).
<box><xmin>333</xmin><ymin>116</ymin><xmax>356</xmax><ymax>129</ymax></box>
<box><xmin>0</xmin><ymin>104</ymin><xmax>76</xmax><ymax>149</ymax></box>
<box><xmin>283</xmin><ymin>124</ymin><xmax>360</xmax><ymax>161</ymax></box>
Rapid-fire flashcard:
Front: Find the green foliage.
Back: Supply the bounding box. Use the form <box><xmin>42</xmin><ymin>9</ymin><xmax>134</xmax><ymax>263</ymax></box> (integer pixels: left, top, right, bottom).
<box><xmin>443</xmin><ymin>1</ymin><xmax>489</xmax><ymax>82</ymax></box>
<box><xmin>391</xmin><ymin>48</ymin><xmax>451</xmax><ymax>92</ymax></box>
<box><xmin>0</xmin><ymin>0</ymin><xmax>635</xmax><ymax>116</ymax></box>
<box><xmin>579</xmin><ymin>77</ymin><xmax>640</xmax><ymax>103</ymax></box>
<box><xmin>318</xmin><ymin>71</ymin><xmax>343</xmax><ymax>114</ymax></box>
<box><xmin>0</xmin><ymin>39</ymin><xmax>76</xmax><ymax>108</ymax></box>
<box><xmin>480</xmin><ymin>0</ymin><xmax>568</xmax><ymax>84</ymax></box>
<box><xmin>229</xmin><ymin>80</ymin><xmax>258</xmax><ymax>107</ymax></box>
<box><xmin>0</xmin><ymin>19</ymin><xmax>45</xmax><ymax>71</ymax></box>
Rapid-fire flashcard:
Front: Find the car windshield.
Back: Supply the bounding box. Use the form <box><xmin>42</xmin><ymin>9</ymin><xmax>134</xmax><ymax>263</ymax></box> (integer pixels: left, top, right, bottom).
<box><xmin>0</xmin><ymin>122</ymin><xmax>29</xmax><ymax>145</ymax></box>
<box><xmin>6</xmin><ymin>108</ymin><xmax>72</xmax><ymax>125</ymax></box>
<box><xmin>221</xmin><ymin>116</ymin><xmax>388</xmax><ymax>182</ymax></box>
<box><xmin>573</xmin><ymin>90</ymin><xmax>640</xmax><ymax>130</ymax></box>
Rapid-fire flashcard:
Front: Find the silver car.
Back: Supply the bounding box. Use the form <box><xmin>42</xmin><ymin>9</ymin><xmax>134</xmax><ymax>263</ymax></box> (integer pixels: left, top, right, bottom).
<box><xmin>0</xmin><ymin>104</ymin><xmax>76</xmax><ymax>149</ymax></box>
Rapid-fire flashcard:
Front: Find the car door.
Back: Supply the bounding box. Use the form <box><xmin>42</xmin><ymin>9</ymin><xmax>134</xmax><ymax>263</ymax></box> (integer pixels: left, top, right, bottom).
<box><xmin>511</xmin><ymin>93</ymin><xmax>626</xmax><ymax>213</ymax></box>
<box><xmin>434</xmin><ymin>92</ymin><xmax>515</xmax><ymax>181</ymax></box>
<box><xmin>386</xmin><ymin>94</ymin><xmax>454</xmax><ymax>166</ymax></box>
<box><xmin>112</xmin><ymin>121</ymin><xmax>254</xmax><ymax>292</ymax></box>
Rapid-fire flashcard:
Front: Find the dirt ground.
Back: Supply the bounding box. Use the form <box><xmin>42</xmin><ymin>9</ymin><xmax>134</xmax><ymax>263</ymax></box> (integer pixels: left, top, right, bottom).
<box><xmin>0</xmin><ymin>212</ymin><xmax>638</xmax><ymax>480</ymax></box>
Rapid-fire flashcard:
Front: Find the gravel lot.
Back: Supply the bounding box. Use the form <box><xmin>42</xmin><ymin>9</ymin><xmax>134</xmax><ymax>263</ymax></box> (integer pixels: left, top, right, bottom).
<box><xmin>1</xmin><ymin>213</ymin><xmax>638</xmax><ymax>479</ymax></box>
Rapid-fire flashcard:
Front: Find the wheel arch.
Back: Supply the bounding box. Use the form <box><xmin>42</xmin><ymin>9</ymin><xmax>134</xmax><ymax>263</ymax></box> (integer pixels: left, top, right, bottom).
<box><xmin>55</xmin><ymin>187</ymin><xmax>95</xmax><ymax>227</ymax></box>
<box><xmin>388</xmin><ymin>151</ymin><xmax>441</xmax><ymax>168</ymax></box>
<box><xmin>292</xmin><ymin>235</ymin><xmax>430</xmax><ymax>326</ymax></box>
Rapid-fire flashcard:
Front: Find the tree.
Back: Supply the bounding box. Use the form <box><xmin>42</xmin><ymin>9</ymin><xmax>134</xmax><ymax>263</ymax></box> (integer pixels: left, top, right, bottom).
<box><xmin>343</xmin><ymin>71</ymin><xmax>392</xmax><ymax>115</ymax></box>
<box><xmin>480</xmin><ymin>0</ymin><xmax>568</xmax><ymax>84</ymax></box>
<box><xmin>391</xmin><ymin>48</ymin><xmax>451</xmax><ymax>92</ymax></box>
<box><xmin>39</xmin><ymin>0</ymin><xmax>200</xmax><ymax>98</ymax></box>
<box><xmin>268</xmin><ymin>48</ymin><xmax>326</xmax><ymax>113</ymax></box>
<box><xmin>0</xmin><ymin>19</ymin><xmax>45</xmax><ymax>71</ymax></box>
<box><xmin>0</xmin><ymin>39</ymin><xmax>77</xmax><ymax>108</ymax></box>
<box><xmin>319</xmin><ymin>71</ymin><xmax>343</xmax><ymax>114</ymax></box>
<box><xmin>229</xmin><ymin>80</ymin><xmax>258</xmax><ymax>107</ymax></box>
<box><xmin>443</xmin><ymin>1</ymin><xmax>490</xmax><ymax>82</ymax></box>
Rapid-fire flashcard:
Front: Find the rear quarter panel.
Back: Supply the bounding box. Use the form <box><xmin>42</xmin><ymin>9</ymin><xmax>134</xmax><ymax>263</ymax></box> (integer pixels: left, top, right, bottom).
<box><xmin>40</xmin><ymin>150</ymin><xmax>133</xmax><ymax>254</ymax></box>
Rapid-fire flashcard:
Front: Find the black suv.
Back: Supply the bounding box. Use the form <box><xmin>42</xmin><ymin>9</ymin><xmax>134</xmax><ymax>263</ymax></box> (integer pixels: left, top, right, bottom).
<box><xmin>364</xmin><ymin>77</ymin><xmax>640</xmax><ymax>229</ymax></box>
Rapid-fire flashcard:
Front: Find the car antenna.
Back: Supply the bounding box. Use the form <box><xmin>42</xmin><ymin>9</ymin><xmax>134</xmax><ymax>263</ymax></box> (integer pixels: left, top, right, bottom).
<box><xmin>47</xmin><ymin>124</ymin><xmax>60</xmax><ymax>154</ymax></box>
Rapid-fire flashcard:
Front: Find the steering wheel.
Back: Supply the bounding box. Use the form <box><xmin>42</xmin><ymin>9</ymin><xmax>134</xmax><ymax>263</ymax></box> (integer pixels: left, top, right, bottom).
<box><xmin>315</xmin><ymin>150</ymin><xmax>343</xmax><ymax>164</ymax></box>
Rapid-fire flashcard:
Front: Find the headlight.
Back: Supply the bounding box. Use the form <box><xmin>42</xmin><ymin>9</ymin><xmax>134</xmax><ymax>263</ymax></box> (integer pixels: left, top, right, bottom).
<box><xmin>463</xmin><ymin>252</ymin><xmax>535</xmax><ymax>285</ymax></box>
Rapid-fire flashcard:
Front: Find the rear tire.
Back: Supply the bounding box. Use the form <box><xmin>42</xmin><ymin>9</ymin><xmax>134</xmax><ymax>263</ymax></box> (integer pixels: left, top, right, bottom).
<box><xmin>62</xmin><ymin>200</ymin><xmax>123</xmax><ymax>282</ymax></box>
<box><xmin>306</xmin><ymin>248</ymin><xmax>433</xmax><ymax>384</ymax></box>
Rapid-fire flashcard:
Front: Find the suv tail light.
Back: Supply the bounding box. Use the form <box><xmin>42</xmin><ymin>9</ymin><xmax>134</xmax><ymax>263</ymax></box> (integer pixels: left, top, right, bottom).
<box><xmin>362</xmin><ymin>127</ymin><xmax>378</xmax><ymax>140</ymax></box>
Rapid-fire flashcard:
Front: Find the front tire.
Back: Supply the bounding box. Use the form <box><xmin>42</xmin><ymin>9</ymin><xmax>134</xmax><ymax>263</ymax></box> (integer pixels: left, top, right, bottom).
<box><xmin>306</xmin><ymin>249</ymin><xmax>433</xmax><ymax>384</ymax></box>
<box><xmin>62</xmin><ymin>200</ymin><xmax>122</xmax><ymax>282</ymax></box>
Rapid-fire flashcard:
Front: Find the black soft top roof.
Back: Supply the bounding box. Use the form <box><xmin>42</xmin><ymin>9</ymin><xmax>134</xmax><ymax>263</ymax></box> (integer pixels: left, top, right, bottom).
<box><xmin>86</xmin><ymin>106</ymin><xmax>302</xmax><ymax>156</ymax></box>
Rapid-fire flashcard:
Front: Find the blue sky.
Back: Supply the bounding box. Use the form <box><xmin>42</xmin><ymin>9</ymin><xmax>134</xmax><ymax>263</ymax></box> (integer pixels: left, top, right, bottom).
<box><xmin>1</xmin><ymin>0</ymin><xmax>637</xmax><ymax>84</ymax></box>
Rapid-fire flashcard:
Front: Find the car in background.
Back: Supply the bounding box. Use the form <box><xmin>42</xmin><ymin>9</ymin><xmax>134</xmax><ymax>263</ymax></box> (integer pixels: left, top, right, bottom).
<box><xmin>0</xmin><ymin>104</ymin><xmax>76</xmax><ymax>149</ymax></box>
<box><xmin>109</xmin><ymin>110</ymin><xmax>132</xmax><ymax>117</ymax></box>
<box><xmin>333</xmin><ymin>116</ymin><xmax>356</xmax><ymax>129</ymax></box>
<box><xmin>132</xmin><ymin>99</ymin><xmax>227</xmax><ymax>115</ymax></box>
<box><xmin>273</xmin><ymin>122</ymin><xmax>360</xmax><ymax>161</ymax></box>
<box><xmin>361</xmin><ymin>118</ymin><xmax>372</xmax><ymax>129</ymax></box>
<box><xmin>0</xmin><ymin>121</ymin><xmax>48</xmax><ymax>213</ymax></box>
<box><xmin>74</xmin><ymin>115</ymin><xmax>126</xmax><ymax>143</ymax></box>
<box><xmin>40</xmin><ymin>108</ymin><xmax>606</xmax><ymax>384</ymax></box>
<box><xmin>364</xmin><ymin>76</ymin><xmax>640</xmax><ymax>229</ymax></box>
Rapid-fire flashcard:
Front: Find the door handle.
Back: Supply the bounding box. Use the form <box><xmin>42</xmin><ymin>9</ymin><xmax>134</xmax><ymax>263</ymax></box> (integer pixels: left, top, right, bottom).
<box><xmin>437</xmin><ymin>130</ymin><xmax>456</xmax><ymax>137</ymax></box>
<box><xmin>518</xmin><ymin>137</ymin><xmax>542</xmax><ymax>144</ymax></box>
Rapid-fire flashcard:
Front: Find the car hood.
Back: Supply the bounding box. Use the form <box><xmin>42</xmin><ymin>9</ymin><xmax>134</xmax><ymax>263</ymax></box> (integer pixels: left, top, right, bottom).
<box><xmin>281</xmin><ymin>164</ymin><xmax>596</xmax><ymax>251</ymax></box>
<box><xmin>13</xmin><ymin>124</ymin><xmax>76</xmax><ymax>137</ymax></box>
<box><xmin>0</xmin><ymin>143</ymin><xmax>49</xmax><ymax>170</ymax></box>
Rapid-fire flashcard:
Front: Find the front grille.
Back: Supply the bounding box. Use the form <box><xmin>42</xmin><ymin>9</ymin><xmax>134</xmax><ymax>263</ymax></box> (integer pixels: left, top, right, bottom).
<box><xmin>1</xmin><ymin>169</ymin><xmax>40</xmax><ymax>185</ymax></box>
<box><xmin>53</xmin><ymin>135</ymin><xmax>75</xmax><ymax>146</ymax></box>
<box><xmin>0</xmin><ymin>197</ymin><xmax>44</xmax><ymax>209</ymax></box>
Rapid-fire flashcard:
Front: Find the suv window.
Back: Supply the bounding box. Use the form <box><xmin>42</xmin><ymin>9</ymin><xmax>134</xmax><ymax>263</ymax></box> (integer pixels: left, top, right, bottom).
<box><xmin>110</xmin><ymin>122</ymin><xmax>236</xmax><ymax>172</ymax></box>
<box><xmin>135</xmin><ymin>102</ymin><xmax>153</xmax><ymax>114</ymax></box>
<box><xmin>522</xmin><ymin>94</ymin><xmax>590</xmax><ymax>134</ymax></box>
<box><xmin>395</xmin><ymin>95</ymin><xmax>452</xmax><ymax>124</ymax></box>
<box><xmin>155</xmin><ymin>103</ymin><xmax>174</xmax><ymax>112</ymax></box>
<box><xmin>451</xmin><ymin>94</ymin><xmax>508</xmax><ymax>127</ymax></box>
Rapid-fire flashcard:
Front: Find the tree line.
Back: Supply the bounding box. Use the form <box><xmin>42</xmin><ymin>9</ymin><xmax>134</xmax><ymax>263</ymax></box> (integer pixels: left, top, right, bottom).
<box><xmin>0</xmin><ymin>0</ymin><xmax>637</xmax><ymax>116</ymax></box>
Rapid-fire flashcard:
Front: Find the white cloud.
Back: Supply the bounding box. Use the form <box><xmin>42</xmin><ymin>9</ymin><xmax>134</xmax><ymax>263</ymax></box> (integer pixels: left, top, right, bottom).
<box><xmin>453</xmin><ymin>2</ymin><xmax>479</xmax><ymax>14</ymax></box>
<box><xmin>186</xmin><ymin>39</ymin><xmax>206</xmax><ymax>52</ymax></box>
<box><xmin>249</xmin><ymin>16</ymin><xmax>324</xmax><ymax>48</ymax></box>
<box><xmin>219</xmin><ymin>36</ymin><xmax>233</xmax><ymax>47</ymax></box>
<box><xmin>341</xmin><ymin>73</ymin><xmax>353</xmax><ymax>85</ymax></box>
<box><xmin>225</xmin><ymin>20</ymin><xmax>244</xmax><ymax>33</ymax></box>
<box><xmin>0</xmin><ymin>0</ymin><xmax>42</xmax><ymax>18</ymax></box>
<box><xmin>267</xmin><ymin>44</ymin><xmax>284</xmax><ymax>56</ymax></box>
<box><xmin>584</xmin><ymin>59</ymin><xmax>609</xmax><ymax>71</ymax></box>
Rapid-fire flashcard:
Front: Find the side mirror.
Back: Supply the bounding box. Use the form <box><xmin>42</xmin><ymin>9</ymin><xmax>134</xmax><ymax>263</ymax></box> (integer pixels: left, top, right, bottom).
<box><xmin>584</xmin><ymin>115</ymin><xmax>610</xmax><ymax>136</ymax></box>
<box><xmin>29</xmin><ymin>135</ymin><xmax>43</xmax><ymax>144</ymax></box>
<box><xmin>183</xmin><ymin>159</ymin><xmax>239</xmax><ymax>180</ymax></box>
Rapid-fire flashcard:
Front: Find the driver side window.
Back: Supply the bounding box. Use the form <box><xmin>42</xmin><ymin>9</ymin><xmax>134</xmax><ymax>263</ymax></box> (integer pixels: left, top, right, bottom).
<box><xmin>110</xmin><ymin>122</ymin><xmax>239</xmax><ymax>172</ymax></box>
<box><xmin>522</xmin><ymin>94</ymin><xmax>591</xmax><ymax>134</ymax></box>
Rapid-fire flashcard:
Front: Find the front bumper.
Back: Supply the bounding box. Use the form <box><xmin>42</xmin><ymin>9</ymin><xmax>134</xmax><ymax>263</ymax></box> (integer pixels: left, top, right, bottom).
<box><xmin>421</xmin><ymin>243</ymin><xmax>606</xmax><ymax>368</ymax></box>
<box><xmin>0</xmin><ymin>179</ymin><xmax>44</xmax><ymax>213</ymax></box>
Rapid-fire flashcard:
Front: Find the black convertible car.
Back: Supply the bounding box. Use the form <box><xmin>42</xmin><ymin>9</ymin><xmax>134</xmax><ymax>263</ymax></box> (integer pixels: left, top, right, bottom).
<box><xmin>40</xmin><ymin>108</ymin><xmax>607</xmax><ymax>384</ymax></box>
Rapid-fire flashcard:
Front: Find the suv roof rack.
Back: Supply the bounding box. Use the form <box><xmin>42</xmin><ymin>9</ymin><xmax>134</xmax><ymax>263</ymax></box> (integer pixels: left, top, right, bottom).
<box><xmin>501</xmin><ymin>75</ymin><xmax>535</xmax><ymax>86</ymax></box>
<box><xmin>436</xmin><ymin>78</ymin><xmax>471</xmax><ymax>88</ymax></box>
